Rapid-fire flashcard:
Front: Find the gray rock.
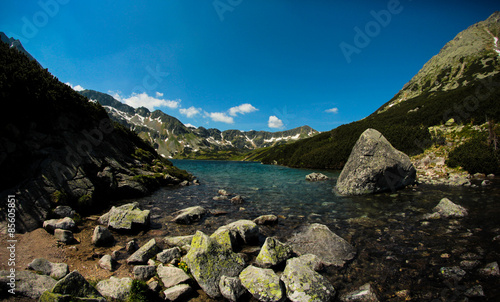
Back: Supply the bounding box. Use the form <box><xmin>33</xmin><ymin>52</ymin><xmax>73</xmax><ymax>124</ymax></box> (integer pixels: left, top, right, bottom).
<box><xmin>157</xmin><ymin>264</ymin><xmax>191</xmax><ymax>288</ymax></box>
<box><xmin>340</xmin><ymin>283</ymin><xmax>379</xmax><ymax>302</ymax></box>
<box><xmin>157</xmin><ymin>247</ymin><xmax>182</xmax><ymax>264</ymax></box>
<box><xmin>465</xmin><ymin>285</ymin><xmax>485</xmax><ymax>297</ymax></box>
<box><xmin>163</xmin><ymin>284</ymin><xmax>193</xmax><ymax>301</ymax></box>
<box><xmin>99</xmin><ymin>255</ymin><xmax>115</xmax><ymax>271</ymax></box>
<box><xmin>482</xmin><ymin>179</ymin><xmax>491</xmax><ymax>186</ymax></box>
<box><xmin>54</xmin><ymin>228</ymin><xmax>75</xmax><ymax>244</ymax></box>
<box><xmin>99</xmin><ymin>202</ymin><xmax>150</xmax><ymax>231</ymax></box>
<box><xmin>219</xmin><ymin>275</ymin><xmax>247</xmax><ymax>302</ymax></box>
<box><xmin>290</xmin><ymin>254</ymin><xmax>324</xmax><ymax>272</ymax></box>
<box><xmin>253</xmin><ymin>214</ymin><xmax>278</xmax><ymax>226</ymax></box>
<box><xmin>43</xmin><ymin>217</ymin><xmax>76</xmax><ymax>233</ymax></box>
<box><xmin>92</xmin><ymin>225</ymin><xmax>114</xmax><ymax>247</ymax></box>
<box><xmin>431</xmin><ymin>198</ymin><xmax>468</xmax><ymax>218</ymax></box>
<box><xmin>218</xmin><ymin>189</ymin><xmax>230</xmax><ymax>196</ymax></box>
<box><xmin>281</xmin><ymin>257</ymin><xmax>336</xmax><ymax>302</ymax></box>
<box><xmin>0</xmin><ymin>270</ymin><xmax>57</xmax><ymax>299</ymax></box>
<box><xmin>306</xmin><ymin>172</ymin><xmax>329</xmax><ymax>181</ymax></box>
<box><xmin>133</xmin><ymin>265</ymin><xmax>157</xmax><ymax>280</ymax></box>
<box><xmin>39</xmin><ymin>270</ymin><xmax>106</xmax><ymax>302</ymax></box>
<box><xmin>164</xmin><ymin>235</ymin><xmax>194</xmax><ymax>247</ymax></box>
<box><xmin>440</xmin><ymin>266</ymin><xmax>466</xmax><ymax>280</ymax></box>
<box><xmin>460</xmin><ymin>260</ymin><xmax>481</xmax><ymax>270</ymax></box>
<box><xmin>96</xmin><ymin>277</ymin><xmax>133</xmax><ymax>301</ymax></box>
<box><xmin>478</xmin><ymin>261</ymin><xmax>500</xmax><ymax>276</ymax></box>
<box><xmin>184</xmin><ymin>231</ymin><xmax>246</xmax><ymax>298</ymax></box>
<box><xmin>171</xmin><ymin>206</ymin><xmax>206</xmax><ymax>224</ymax></box>
<box><xmin>127</xmin><ymin>238</ymin><xmax>161</xmax><ymax>264</ymax></box>
<box><xmin>230</xmin><ymin>195</ymin><xmax>245</xmax><ymax>204</ymax></box>
<box><xmin>28</xmin><ymin>258</ymin><xmax>69</xmax><ymax>280</ymax></box>
<box><xmin>288</xmin><ymin>223</ymin><xmax>356</xmax><ymax>267</ymax></box>
<box><xmin>148</xmin><ymin>280</ymin><xmax>161</xmax><ymax>292</ymax></box>
<box><xmin>239</xmin><ymin>265</ymin><xmax>284</xmax><ymax>302</ymax></box>
<box><xmin>255</xmin><ymin>237</ymin><xmax>293</xmax><ymax>268</ymax></box>
<box><xmin>335</xmin><ymin>128</ymin><xmax>416</xmax><ymax>195</ymax></box>
<box><xmin>126</xmin><ymin>239</ymin><xmax>139</xmax><ymax>253</ymax></box>
<box><xmin>214</xmin><ymin>219</ymin><xmax>260</xmax><ymax>246</ymax></box>
<box><xmin>53</xmin><ymin>206</ymin><xmax>75</xmax><ymax>218</ymax></box>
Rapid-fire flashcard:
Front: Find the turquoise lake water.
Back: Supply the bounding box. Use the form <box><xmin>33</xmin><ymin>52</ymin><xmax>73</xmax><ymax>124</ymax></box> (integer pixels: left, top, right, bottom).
<box><xmin>132</xmin><ymin>160</ymin><xmax>500</xmax><ymax>300</ymax></box>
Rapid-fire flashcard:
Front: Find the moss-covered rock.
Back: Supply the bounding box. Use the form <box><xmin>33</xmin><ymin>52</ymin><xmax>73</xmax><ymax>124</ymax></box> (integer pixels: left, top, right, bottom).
<box><xmin>99</xmin><ymin>202</ymin><xmax>150</xmax><ymax>231</ymax></box>
<box><xmin>183</xmin><ymin>231</ymin><xmax>245</xmax><ymax>298</ymax></box>
<box><xmin>239</xmin><ymin>265</ymin><xmax>284</xmax><ymax>302</ymax></box>
<box><xmin>39</xmin><ymin>270</ymin><xmax>106</xmax><ymax>302</ymax></box>
<box><xmin>95</xmin><ymin>277</ymin><xmax>133</xmax><ymax>301</ymax></box>
<box><xmin>281</xmin><ymin>256</ymin><xmax>335</xmax><ymax>302</ymax></box>
<box><xmin>255</xmin><ymin>237</ymin><xmax>293</xmax><ymax>268</ymax></box>
<box><xmin>212</xmin><ymin>220</ymin><xmax>260</xmax><ymax>250</ymax></box>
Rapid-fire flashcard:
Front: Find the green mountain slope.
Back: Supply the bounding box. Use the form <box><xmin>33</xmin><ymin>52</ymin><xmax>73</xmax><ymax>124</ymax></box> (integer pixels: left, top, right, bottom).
<box><xmin>250</xmin><ymin>12</ymin><xmax>500</xmax><ymax>171</ymax></box>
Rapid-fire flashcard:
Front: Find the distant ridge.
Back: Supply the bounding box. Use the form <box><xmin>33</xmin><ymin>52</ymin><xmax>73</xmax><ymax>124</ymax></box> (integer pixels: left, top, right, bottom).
<box><xmin>79</xmin><ymin>89</ymin><xmax>319</xmax><ymax>158</ymax></box>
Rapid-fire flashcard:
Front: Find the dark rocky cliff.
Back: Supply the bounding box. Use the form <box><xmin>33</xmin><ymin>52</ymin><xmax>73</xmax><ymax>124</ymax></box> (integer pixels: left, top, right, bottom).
<box><xmin>0</xmin><ymin>40</ymin><xmax>191</xmax><ymax>233</ymax></box>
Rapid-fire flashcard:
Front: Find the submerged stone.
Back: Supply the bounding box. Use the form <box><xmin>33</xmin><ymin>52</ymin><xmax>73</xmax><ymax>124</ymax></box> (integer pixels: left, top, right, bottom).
<box><xmin>171</xmin><ymin>206</ymin><xmax>206</xmax><ymax>224</ymax></box>
<box><xmin>340</xmin><ymin>283</ymin><xmax>379</xmax><ymax>302</ymax></box>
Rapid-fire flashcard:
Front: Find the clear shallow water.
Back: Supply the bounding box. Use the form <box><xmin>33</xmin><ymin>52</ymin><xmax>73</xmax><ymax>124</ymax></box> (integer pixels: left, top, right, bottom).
<box><xmin>133</xmin><ymin>160</ymin><xmax>500</xmax><ymax>301</ymax></box>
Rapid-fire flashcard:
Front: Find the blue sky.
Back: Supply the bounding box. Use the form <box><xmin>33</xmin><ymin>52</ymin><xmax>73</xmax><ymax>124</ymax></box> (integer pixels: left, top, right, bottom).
<box><xmin>1</xmin><ymin>1</ymin><xmax>498</xmax><ymax>131</ymax></box>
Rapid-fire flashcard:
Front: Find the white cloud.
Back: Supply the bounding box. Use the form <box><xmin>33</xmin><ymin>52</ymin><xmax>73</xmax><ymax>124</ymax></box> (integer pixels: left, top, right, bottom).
<box><xmin>229</xmin><ymin>103</ymin><xmax>258</xmax><ymax>116</ymax></box>
<box><xmin>65</xmin><ymin>82</ymin><xmax>85</xmax><ymax>92</ymax></box>
<box><xmin>208</xmin><ymin>112</ymin><xmax>234</xmax><ymax>124</ymax></box>
<box><xmin>325</xmin><ymin>107</ymin><xmax>339</xmax><ymax>114</ymax></box>
<box><xmin>113</xmin><ymin>91</ymin><xmax>180</xmax><ymax>111</ymax></box>
<box><xmin>156</xmin><ymin>92</ymin><xmax>164</xmax><ymax>97</ymax></box>
<box><xmin>184</xmin><ymin>123</ymin><xmax>197</xmax><ymax>129</ymax></box>
<box><xmin>179</xmin><ymin>106</ymin><xmax>202</xmax><ymax>118</ymax></box>
<box><xmin>268</xmin><ymin>116</ymin><xmax>284</xmax><ymax>129</ymax></box>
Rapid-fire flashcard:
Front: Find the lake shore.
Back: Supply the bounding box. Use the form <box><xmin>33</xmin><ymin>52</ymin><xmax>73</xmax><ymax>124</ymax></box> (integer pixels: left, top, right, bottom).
<box><xmin>1</xmin><ymin>161</ymin><xmax>500</xmax><ymax>301</ymax></box>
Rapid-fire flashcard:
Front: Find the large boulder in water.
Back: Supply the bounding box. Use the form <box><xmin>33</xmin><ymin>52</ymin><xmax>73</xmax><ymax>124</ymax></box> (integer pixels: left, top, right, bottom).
<box><xmin>335</xmin><ymin>128</ymin><xmax>416</xmax><ymax>195</ymax></box>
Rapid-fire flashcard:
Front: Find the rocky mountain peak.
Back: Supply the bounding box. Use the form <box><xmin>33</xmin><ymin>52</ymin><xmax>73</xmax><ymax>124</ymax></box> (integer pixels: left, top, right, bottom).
<box><xmin>379</xmin><ymin>12</ymin><xmax>500</xmax><ymax>112</ymax></box>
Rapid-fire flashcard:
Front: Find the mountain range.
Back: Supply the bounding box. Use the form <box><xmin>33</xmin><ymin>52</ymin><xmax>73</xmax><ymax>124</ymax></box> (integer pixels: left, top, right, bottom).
<box><xmin>248</xmin><ymin>11</ymin><xmax>500</xmax><ymax>170</ymax></box>
<box><xmin>79</xmin><ymin>89</ymin><xmax>319</xmax><ymax>159</ymax></box>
